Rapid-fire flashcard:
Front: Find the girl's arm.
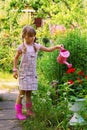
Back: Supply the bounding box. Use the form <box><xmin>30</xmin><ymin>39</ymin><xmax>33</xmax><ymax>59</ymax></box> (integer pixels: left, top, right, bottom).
<box><xmin>40</xmin><ymin>44</ymin><xmax>63</xmax><ymax>52</ymax></box>
<box><xmin>13</xmin><ymin>51</ymin><xmax>21</xmax><ymax>70</ymax></box>
<box><xmin>13</xmin><ymin>50</ymin><xmax>21</xmax><ymax>79</ymax></box>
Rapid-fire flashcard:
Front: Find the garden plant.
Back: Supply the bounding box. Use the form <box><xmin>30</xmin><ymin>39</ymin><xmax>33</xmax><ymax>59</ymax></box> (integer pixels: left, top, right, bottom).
<box><xmin>0</xmin><ymin>0</ymin><xmax>87</xmax><ymax>130</ymax></box>
<box><xmin>21</xmin><ymin>30</ymin><xmax>87</xmax><ymax>130</ymax></box>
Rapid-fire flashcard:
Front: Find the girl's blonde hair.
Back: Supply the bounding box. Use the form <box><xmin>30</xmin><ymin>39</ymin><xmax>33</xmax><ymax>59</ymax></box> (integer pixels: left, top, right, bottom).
<box><xmin>22</xmin><ymin>25</ymin><xmax>37</xmax><ymax>53</ymax></box>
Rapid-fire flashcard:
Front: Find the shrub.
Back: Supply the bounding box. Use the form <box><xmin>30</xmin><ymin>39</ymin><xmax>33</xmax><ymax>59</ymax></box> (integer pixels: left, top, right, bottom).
<box><xmin>0</xmin><ymin>45</ymin><xmax>15</xmax><ymax>72</ymax></box>
<box><xmin>37</xmin><ymin>29</ymin><xmax>87</xmax><ymax>84</ymax></box>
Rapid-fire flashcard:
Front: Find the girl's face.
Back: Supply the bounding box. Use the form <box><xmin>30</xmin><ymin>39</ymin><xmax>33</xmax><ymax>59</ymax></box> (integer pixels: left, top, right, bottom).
<box><xmin>25</xmin><ymin>34</ymin><xmax>35</xmax><ymax>44</ymax></box>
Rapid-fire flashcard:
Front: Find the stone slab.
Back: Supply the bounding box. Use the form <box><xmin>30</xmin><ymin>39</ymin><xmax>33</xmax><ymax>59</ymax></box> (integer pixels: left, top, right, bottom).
<box><xmin>0</xmin><ymin>101</ymin><xmax>15</xmax><ymax>109</ymax></box>
<box><xmin>0</xmin><ymin>89</ymin><xmax>22</xmax><ymax>130</ymax></box>
<box><xmin>0</xmin><ymin>120</ymin><xmax>22</xmax><ymax>130</ymax></box>
<box><xmin>0</xmin><ymin>109</ymin><xmax>16</xmax><ymax>120</ymax></box>
<box><xmin>0</xmin><ymin>90</ymin><xmax>18</xmax><ymax>101</ymax></box>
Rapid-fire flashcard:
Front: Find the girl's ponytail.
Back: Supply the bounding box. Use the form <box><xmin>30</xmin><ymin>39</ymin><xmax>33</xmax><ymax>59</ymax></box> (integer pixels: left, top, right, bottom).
<box><xmin>22</xmin><ymin>36</ymin><xmax>26</xmax><ymax>54</ymax></box>
<box><xmin>33</xmin><ymin>43</ymin><xmax>37</xmax><ymax>53</ymax></box>
<box><xmin>22</xmin><ymin>42</ymin><xmax>26</xmax><ymax>54</ymax></box>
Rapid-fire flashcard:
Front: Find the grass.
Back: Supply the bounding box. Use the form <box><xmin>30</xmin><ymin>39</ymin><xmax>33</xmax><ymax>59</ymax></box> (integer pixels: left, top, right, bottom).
<box><xmin>0</xmin><ymin>71</ymin><xmax>18</xmax><ymax>90</ymax></box>
<box><xmin>0</xmin><ymin>71</ymin><xmax>15</xmax><ymax>81</ymax></box>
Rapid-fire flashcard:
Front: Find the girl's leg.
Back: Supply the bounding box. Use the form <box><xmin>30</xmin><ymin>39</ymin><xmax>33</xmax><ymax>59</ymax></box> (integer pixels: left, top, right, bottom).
<box><xmin>16</xmin><ymin>90</ymin><xmax>25</xmax><ymax>104</ymax></box>
<box><xmin>15</xmin><ymin>90</ymin><xmax>27</xmax><ymax>120</ymax></box>
<box><xmin>25</xmin><ymin>90</ymin><xmax>32</xmax><ymax>103</ymax></box>
<box><xmin>25</xmin><ymin>91</ymin><xmax>34</xmax><ymax>116</ymax></box>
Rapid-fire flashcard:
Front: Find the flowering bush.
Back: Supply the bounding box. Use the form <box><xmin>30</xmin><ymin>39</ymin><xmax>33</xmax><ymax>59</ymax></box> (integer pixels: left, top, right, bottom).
<box><xmin>62</xmin><ymin>67</ymin><xmax>87</xmax><ymax>98</ymax></box>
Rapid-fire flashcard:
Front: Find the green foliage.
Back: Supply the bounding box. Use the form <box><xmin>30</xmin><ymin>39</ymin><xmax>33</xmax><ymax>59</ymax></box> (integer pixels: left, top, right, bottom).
<box><xmin>61</xmin><ymin>67</ymin><xmax>87</xmax><ymax>98</ymax></box>
<box><xmin>0</xmin><ymin>1</ymin><xmax>87</xmax><ymax>129</ymax></box>
<box><xmin>57</xmin><ymin>30</ymin><xmax>87</xmax><ymax>71</ymax></box>
<box><xmin>29</xmin><ymin>0</ymin><xmax>87</xmax><ymax>28</ymax></box>
<box><xmin>0</xmin><ymin>45</ymin><xmax>15</xmax><ymax>72</ymax></box>
<box><xmin>22</xmin><ymin>82</ymin><xmax>87</xmax><ymax>129</ymax></box>
<box><xmin>22</xmin><ymin>83</ymin><xmax>71</xmax><ymax>130</ymax></box>
<box><xmin>37</xmin><ymin>50</ymin><xmax>64</xmax><ymax>83</ymax></box>
<box><xmin>31</xmin><ymin>30</ymin><xmax>87</xmax><ymax>129</ymax></box>
<box><xmin>37</xmin><ymin>30</ymin><xmax>87</xmax><ymax>85</ymax></box>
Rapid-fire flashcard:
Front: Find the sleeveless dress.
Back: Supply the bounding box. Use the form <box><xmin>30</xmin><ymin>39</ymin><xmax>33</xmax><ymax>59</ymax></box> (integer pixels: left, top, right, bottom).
<box><xmin>17</xmin><ymin>43</ymin><xmax>41</xmax><ymax>90</ymax></box>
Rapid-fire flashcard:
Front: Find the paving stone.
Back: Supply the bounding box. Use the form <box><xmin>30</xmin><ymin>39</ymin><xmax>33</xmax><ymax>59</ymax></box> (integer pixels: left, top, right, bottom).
<box><xmin>0</xmin><ymin>109</ymin><xmax>16</xmax><ymax>120</ymax></box>
<box><xmin>0</xmin><ymin>90</ymin><xmax>18</xmax><ymax>101</ymax></box>
<box><xmin>0</xmin><ymin>101</ymin><xmax>15</xmax><ymax>109</ymax></box>
<box><xmin>0</xmin><ymin>120</ymin><xmax>22</xmax><ymax>130</ymax></box>
<box><xmin>0</xmin><ymin>90</ymin><xmax>22</xmax><ymax>130</ymax></box>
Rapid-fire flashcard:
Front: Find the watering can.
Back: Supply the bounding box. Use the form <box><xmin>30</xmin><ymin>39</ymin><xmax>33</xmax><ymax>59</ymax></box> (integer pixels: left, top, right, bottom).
<box><xmin>57</xmin><ymin>47</ymin><xmax>72</xmax><ymax>68</ymax></box>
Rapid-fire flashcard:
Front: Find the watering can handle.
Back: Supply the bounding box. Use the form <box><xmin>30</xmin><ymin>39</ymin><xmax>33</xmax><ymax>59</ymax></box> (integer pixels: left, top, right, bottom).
<box><xmin>60</xmin><ymin>46</ymin><xmax>65</xmax><ymax>51</ymax></box>
<box><xmin>59</xmin><ymin>44</ymin><xmax>64</xmax><ymax>50</ymax></box>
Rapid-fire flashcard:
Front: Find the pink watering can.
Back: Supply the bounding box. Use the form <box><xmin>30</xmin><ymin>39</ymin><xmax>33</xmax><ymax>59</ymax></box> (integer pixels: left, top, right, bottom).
<box><xmin>57</xmin><ymin>47</ymin><xmax>72</xmax><ymax>68</ymax></box>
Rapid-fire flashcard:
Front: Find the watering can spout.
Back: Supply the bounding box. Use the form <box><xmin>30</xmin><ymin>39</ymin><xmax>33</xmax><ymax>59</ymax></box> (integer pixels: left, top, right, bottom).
<box><xmin>63</xmin><ymin>61</ymin><xmax>72</xmax><ymax>68</ymax></box>
<box><xmin>57</xmin><ymin>48</ymin><xmax>72</xmax><ymax>68</ymax></box>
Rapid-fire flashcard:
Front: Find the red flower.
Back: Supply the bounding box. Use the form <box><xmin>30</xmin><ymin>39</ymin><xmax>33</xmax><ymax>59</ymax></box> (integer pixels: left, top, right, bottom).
<box><xmin>85</xmin><ymin>76</ymin><xmax>87</xmax><ymax>80</ymax></box>
<box><xmin>68</xmin><ymin>80</ymin><xmax>74</xmax><ymax>85</ymax></box>
<box><xmin>66</xmin><ymin>68</ymin><xmax>76</xmax><ymax>74</ymax></box>
<box><xmin>77</xmin><ymin>78</ymin><xmax>82</xmax><ymax>84</ymax></box>
<box><xmin>78</xmin><ymin>70</ymin><xmax>84</xmax><ymax>76</ymax></box>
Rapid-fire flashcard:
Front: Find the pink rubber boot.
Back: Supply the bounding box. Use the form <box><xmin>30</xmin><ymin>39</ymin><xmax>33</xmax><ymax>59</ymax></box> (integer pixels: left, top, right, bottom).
<box><xmin>15</xmin><ymin>104</ymin><xmax>27</xmax><ymax>120</ymax></box>
<box><xmin>26</xmin><ymin>102</ymin><xmax>34</xmax><ymax>116</ymax></box>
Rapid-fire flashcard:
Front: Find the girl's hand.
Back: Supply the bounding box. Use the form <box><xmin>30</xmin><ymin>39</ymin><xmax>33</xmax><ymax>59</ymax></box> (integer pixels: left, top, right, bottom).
<box><xmin>13</xmin><ymin>71</ymin><xmax>18</xmax><ymax>79</ymax></box>
<box><xmin>56</xmin><ymin>44</ymin><xmax>64</xmax><ymax>49</ymax></box>
<box><xmin>60</xmin><ymin>44</ymin><xmax>64</xmax><ymax>48</ymax></box>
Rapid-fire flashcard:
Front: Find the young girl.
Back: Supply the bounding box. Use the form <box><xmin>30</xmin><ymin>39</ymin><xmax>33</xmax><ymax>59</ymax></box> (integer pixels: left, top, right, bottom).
<box><xmin>13</xmin><ymin>25</ymin><xmax>63</xmax><ymax>120</ymax></box>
